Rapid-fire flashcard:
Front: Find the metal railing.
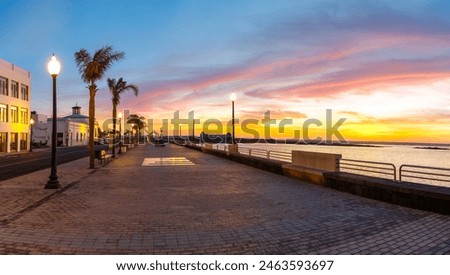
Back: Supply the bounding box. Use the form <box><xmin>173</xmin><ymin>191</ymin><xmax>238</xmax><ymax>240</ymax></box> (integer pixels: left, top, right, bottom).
<box><xmin>243</xmin><ymin>148</ymin><xmax>268</xmax><ymax>158</ymax></box>
<box><xmin>238</xmin><ymin>147</ymin><xmax>291</xmax><ymax>162</ymax></box>
<box><xmin>340</xmin><ymin>159</ymin><xmax>397</xmax><ymax>181</ymax></box>
<box><xmin>238</xmin><ymin>147</ymin><xmax>267</xmax><ymax>158</ymax></box>
<box><xmin>268</xmin><ymin>150</ymin><xmax>292</xmax><ymax>162</ymax></box>
<box><xmin>196</xmin><ymin>144</ymin><xmax>450</xmax><ymax>186</ymax></box>
<box><xmin>399</xmin><ymin>164</ymin><xmax>450</xmax><ymax>186</ymax></box>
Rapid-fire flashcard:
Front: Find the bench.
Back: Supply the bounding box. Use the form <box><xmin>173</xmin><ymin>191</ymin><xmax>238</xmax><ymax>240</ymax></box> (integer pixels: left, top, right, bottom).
<box><xmin>96</xmin><ymin>150</ymin><xmax>112</xmax><ymax>165</ymax></box>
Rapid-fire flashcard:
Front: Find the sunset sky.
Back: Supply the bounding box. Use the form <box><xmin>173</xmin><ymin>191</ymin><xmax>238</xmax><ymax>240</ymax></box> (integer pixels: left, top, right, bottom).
<box><xmin>1</xmin><ymin>0</ymin><xmax>450</xmax><ymax>143</ymax></box>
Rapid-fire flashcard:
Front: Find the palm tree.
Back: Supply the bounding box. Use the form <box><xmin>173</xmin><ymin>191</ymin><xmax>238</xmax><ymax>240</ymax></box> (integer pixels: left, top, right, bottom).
<box><xmin>107</xmin><ymin>77</ymin><xmax>139</xmax><ymax>157</ymax></box>
<box><xmin>127</xmin><ymin>114</ymin><xmax>146</xmax><ymax>144</ymax></box>
<box><xmin>74</xmin><ymin>46</ymin><xmax>124</xmax><ymax>169</ymax></box>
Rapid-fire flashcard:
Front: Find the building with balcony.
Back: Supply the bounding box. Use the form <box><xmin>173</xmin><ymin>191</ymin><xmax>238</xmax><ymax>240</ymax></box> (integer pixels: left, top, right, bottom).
<box><xmin>0</xmin><ymin>58</ymin><xmax>31</xmax><ymax>153</ymax></box>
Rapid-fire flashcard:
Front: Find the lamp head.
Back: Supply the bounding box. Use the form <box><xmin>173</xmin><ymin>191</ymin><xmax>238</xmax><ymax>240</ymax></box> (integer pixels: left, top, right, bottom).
<box><xmin>230</xmin><ymin>91</ymin><xmax>237</xmax><ymax>101</ymax></box>
<box><xmin>47</xmin><ymin>54</ymin><xmax>61</xmax><ymax>76</ymax></box>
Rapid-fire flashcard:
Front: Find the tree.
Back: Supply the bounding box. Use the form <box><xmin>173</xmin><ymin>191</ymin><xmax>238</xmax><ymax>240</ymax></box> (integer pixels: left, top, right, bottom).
<box><xmin>107</xmin><ymin>77</ymin><xmax>139</xmax><ymax>157</ymax></box>
<box><xmin>74</xmin><ymin>46</ymin><xmax>124</xmax><ymax>168</ymax></box>
<box><xmin>127</xmin><ymin>114</ymin><xmax>146</xmax><ymax>144</ymax></box>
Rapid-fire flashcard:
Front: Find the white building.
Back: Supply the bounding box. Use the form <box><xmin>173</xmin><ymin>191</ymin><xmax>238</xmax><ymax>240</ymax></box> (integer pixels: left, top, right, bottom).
<box><xmin>0</xmin><ymin>58</ymin><xmax>31</xmax><ymax>153</ymax></box>
<box><xmin>36</xmin><ymin>105</ymin><xmax>90</xmax><ymax>147</ymax></box>
<box><xmin>30</xmin><ymin>112</ymin><xmax>48</xmax><ymax>145</ymax></box>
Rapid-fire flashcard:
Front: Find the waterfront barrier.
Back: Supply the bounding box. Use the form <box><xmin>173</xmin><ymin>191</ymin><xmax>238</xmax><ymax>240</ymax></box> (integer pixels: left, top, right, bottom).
<box><xmin>181</xmin><ymin>142</ymin><xmax>449</xmax><ymax>214</ymax></box>
<box><xmin>340</xmin><ymin>159</ymin><xmax>397</xmax><ymax>181</ymax></box>
<box><xmin>201</xmin><ymin>143</ymin><xmax>448</xmax><ymax>186</ymax></box>
<box><xmin>186</xmin><ymin>143</ymin><xmax>285</xmax><ymax>174</ymax></box>
<box><xmin>324</xmin><ymin>172</ymin><xmax>450</xmax><ymax>215</ymax></box>
<box><xmin>399</xmin><ymin>164</ymin><xmax>450</xmax><ymax>185</ymax></box>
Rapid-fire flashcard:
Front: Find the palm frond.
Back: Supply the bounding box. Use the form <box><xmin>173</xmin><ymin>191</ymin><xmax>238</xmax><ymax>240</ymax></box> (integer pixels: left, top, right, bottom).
<box><xmin>74</xmin><ymin>49</ymin><xmax>92</xmax><ymax>83</ymax></box>
<box><xmin>76</xmin><ymin>45</ymin><xmax>125</xmax><ymax>83</ymax></box>
<box><xmin>108</xmin><ymin>77</ymin><xmax>139</xmax><ymax>107</ymax></box>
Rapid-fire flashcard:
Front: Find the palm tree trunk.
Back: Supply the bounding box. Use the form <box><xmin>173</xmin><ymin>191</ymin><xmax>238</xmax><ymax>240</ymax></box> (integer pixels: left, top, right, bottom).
<box><xmin>112</xmin><ymin>104</ymin><xmax>117</xmax><ymax>157</ymax></box>
<box><xmin>89</xmin><ymin>84</ymin><xmax>96</xmax><ymax>169</ymax></box>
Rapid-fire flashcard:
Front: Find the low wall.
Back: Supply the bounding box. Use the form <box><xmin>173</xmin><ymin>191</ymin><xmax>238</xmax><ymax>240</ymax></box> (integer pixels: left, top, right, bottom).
<box><xmin>324</xmin><ymin>172</ymin><xmax>450</xmax><ymax>215</ymax></box>
<box><xmin>292</xmin><ymin>150</ymin><xmax>341</xmax><ymax>171</ymax></box>
<box><xmin>283</xmin><ymin>151</ymin><xmax>342</xmax><ymax>185</ymax></box>
<box><xmin>282</xmin><ymin>164</ymin><xmax>325</xmax><ymax>185</ymax></box>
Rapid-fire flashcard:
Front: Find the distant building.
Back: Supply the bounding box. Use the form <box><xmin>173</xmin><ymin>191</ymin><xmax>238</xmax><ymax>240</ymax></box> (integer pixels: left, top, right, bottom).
<box><xmin>30</xmin><ymin>111</ymin><xmax>48</xmax><ymax>145</ymax></box>
<box><xmin>0</xmin><ymin>58</ymin><xmax>31</xmax><ymax>153</ymax></box>
<box><xmin>33</xmin><ymin>105</ymin><xmax>91</xmax><ymax>147</ymax></box>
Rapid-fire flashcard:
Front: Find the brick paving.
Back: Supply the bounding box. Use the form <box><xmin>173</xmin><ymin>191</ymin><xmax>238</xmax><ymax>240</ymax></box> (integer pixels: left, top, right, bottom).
<box><xmin>0</xmin><ymin>144</ymin><xmax>449</xmax><ymax>254</ymax></box>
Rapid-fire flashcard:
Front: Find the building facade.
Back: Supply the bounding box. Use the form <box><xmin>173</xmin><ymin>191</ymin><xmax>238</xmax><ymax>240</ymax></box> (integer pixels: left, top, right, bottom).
<box><xmin>0</xmin><ymin>58</ymin><xmax>31</xmax><ymax>153</ymax></box>
<box><xmin>33</xmin><ymin>105</ymin><xmax>90</xmax><ymax>147</ymax></box>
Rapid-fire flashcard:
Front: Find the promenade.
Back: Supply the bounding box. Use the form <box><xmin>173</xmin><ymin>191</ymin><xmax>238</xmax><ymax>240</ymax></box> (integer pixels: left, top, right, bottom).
<box><xmin>0</xmin><ymin>144</ymin><xmax>449</xmax><ymax>254</ymax></box>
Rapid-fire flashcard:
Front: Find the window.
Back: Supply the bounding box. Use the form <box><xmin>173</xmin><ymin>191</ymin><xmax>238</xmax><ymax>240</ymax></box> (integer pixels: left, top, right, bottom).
<box><xmin>11</xmin><ymin>81</ymin><xmax>19</xmax><ymax>98</ymax></box>
<box><xmin>20</xmin><ymin>133</ymin><xmax>27</xmax><ymax>151</ymax></box>
<box><xmin>20</xmin><ymin>107</ymin><xmax>28</xmax><ymax>124</ymax></box>
<box><xmin>10</xmin><ymin>133</ymin><xmax>18</xmax><ymax>152</ymax></box>
<box><xmin>0</xmin><ymin>76</ymin><xmax>8</xmax><ymax>96</ymax></box>
<box><xmin>11</xmin><ymin>106</ymin><xmax>18</xmax><ymax>123</ymax></box>
<box><xmin>0</xmin><ymin>104</ymin><xmax>7</xmax><ymax>122</ymax></box>
<box><xmin>20</xmin><ymin>84</ymin><xmax>29</xmax><ymax>101</ymax></box>
<box><xmin>0</xmin><ymin>132</ymin><xmax>7</xmax><ymax>152</ymax></box>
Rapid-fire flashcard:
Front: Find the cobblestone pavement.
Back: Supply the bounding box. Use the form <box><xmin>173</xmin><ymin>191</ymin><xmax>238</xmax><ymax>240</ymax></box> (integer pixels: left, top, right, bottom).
<box><xmin>0</xmin><ymin>144</ymin><xmax>449</xmax><ymax>254</ymax></box>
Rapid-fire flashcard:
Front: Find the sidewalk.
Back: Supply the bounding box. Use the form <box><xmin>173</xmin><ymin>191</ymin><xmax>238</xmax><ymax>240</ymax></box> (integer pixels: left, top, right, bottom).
<box><xmin>0</xmin><ymin>156</ymin><xmax>95</xmax><ymax>224</ymax></box>
<box><xmin>0</xmin><ymin>144</ymin><xmax>449</xmax><ymax>254</ymax></box>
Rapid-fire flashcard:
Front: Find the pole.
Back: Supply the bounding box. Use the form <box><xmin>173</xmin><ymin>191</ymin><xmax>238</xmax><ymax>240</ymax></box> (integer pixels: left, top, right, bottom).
<box><xmin>118</xmin><ymin>117</ymin><xmax>122</xmax><ymax>154</ymax></box>
<box><xmin>192</xmin><ymin>119</ymin><xmax>195</xmax><ymax>143</ymax></box>
<box><xmin>29</xmin><ymin>124</ymin><xmax>33</xmax><ymax>152</ymax></box>
<box><xmin>45</xmin><ymin>75</ymin><xmax>60</xmax><ymax>189</ymax></box>
<box><xmin>232</xmin><ymin>100</ymin><xmax>235</xmax><ymax>144</ymax></box>
<box><xmin>112</xmin><ymin>117</ymin><xmax>116</xmax><ymax>158</ymax></box>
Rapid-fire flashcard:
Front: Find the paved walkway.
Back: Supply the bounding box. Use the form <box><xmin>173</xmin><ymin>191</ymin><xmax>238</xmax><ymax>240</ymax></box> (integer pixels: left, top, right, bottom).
<box><xmin>0</xmin><ymin>144</ymin><xmax>449</xmax><ymax>254</ymax></box>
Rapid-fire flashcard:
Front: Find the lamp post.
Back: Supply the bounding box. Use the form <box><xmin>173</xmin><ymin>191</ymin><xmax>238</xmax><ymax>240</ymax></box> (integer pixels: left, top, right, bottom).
<box><xmin>118</xmin><ymin>112</ymin><xmax>123</xmax><ymax>154</ymax></box>
<box><xmin>45</xmin><ymin>54</ymin><xmax>61</xmax><ymax>189</ymax></box>
<box><xmin>130</xmin><ymin>123</ymin><xmax>135</xmax><ymax>145</ymax></box>
<box><xmin>230</xmin><ymin>91</ymin><xmax>236</xmax><ymax>144</ymax></box>
<box><xmin>29</xmin><ymin>118</ymin><xmax>34</xmax><ymax>152</ymax></box>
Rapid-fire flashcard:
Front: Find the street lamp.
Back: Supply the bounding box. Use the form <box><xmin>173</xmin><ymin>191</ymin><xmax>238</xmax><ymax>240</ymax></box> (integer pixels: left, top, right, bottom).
<box><xmin>130</xmin><ymin>123</ymin><xmax>135</xmax><ymax>145</ymax></box>
<box><xmin>45</xmin><ymin>54</ymin><xmax>61</xmax><ymax>189</ymax></box>
<box><xmin>29</xmin><ymin>118</ymin><xmax>34</xmax><ymax>152</ymax></box>
<box><xmin>118</xmin><ymin>112</ymin><xmax>123</xmax><ymax>154</ymax></box>
<box><xmin>230</xmin><ymin>91</ymin><xmax>237</xmax><ymax>144</ymax></box>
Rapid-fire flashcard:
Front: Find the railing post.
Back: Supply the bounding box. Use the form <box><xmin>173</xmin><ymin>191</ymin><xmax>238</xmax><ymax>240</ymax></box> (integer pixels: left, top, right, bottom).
<box><xmin>393</xmin><ymin>165</ymin><xmax>397</xmax><ymax>182</ymax></box>
<box><xmin>267</xmin><ymin>151</ymin><xmax>271</xmax><ymax>159</ymax></box>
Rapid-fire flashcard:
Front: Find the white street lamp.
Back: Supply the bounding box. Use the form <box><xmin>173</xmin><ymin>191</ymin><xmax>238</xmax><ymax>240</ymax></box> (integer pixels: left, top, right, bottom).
<box><xmin>230</xmin><ymin>92</ymin><xmax>236</xmax><ymax>144</ymax></box>
<box><xmin>118</xmin><ymin>112</ymin><xmax>123</xmax><ymax>154</ymax></box>
<box><xmin>45</xmin><ymin>54</ymin><xmax>61</xmax><ymax>189</ymax></box>
<box><xmin>29</xmin><ymin>118</ymin><xmax>35</xmax><ymax>152</ymax></box>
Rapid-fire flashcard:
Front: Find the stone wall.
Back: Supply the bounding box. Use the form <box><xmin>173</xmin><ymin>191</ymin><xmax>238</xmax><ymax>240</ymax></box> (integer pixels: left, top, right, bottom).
<box><xmin>324</xmin><ymin>172</ymin><xmax>450</xmax><ymax>215</ymax></box>
<box><xmin>291</xmin><ymin>150</ymin><xmax>341</xmax><ymax>172</ymax></box>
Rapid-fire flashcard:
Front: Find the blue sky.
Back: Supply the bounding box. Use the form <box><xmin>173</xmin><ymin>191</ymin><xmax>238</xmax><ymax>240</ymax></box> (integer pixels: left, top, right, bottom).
<box><xmin>1</xmin><ymin>0</ymin><xmax>450</xmax><ymax>142</ymax></box>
